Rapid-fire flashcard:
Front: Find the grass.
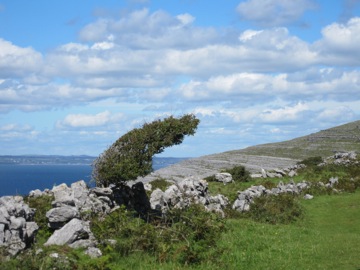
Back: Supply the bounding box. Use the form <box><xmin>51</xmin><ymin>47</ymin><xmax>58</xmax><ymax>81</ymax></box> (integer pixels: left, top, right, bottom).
<box><xmin>217</xmin><ymin>191</ymin><xmax>360</xmax><ymax>270</ymax></box>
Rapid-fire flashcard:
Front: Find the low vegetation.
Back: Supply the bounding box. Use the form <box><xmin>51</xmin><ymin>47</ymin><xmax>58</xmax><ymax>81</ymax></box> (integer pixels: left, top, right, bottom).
<box><xmin>2</xmin><ymin>157</ymin><xmax>360</xmax><ymax>269</ymax></box>
<box><xmin>205</xmin><ymin>165</ymin><xmax>250</xmax><ymax>183</ymax></box>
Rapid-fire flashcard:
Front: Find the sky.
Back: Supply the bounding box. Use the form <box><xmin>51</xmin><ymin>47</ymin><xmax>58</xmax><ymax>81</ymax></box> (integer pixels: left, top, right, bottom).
<box><xmin>0</xmin><ymin>0</ymin><xmax>360</xmax><ymax>157</ymax></box>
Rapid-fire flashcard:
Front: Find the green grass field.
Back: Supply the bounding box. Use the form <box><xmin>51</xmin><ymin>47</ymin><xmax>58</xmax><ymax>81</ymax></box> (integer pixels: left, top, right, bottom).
<box><xmin>217</xmin><ymin>191</ymin><xmax>360</xmax><ymax>270</ymax></box>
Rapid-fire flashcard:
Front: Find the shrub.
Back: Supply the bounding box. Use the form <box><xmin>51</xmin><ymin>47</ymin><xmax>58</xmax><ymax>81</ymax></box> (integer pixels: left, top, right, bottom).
<box><xmin>250</xmin><ymin>193</ymin><xmax>304</xmax><ymax>225</ymax></box>
<box><xmin>205</xmin><ymin>165</ymin><xmax>250</xmax><ymax>183</ymax></box>
<box><xmin>297</xmin><ymin>156</ymin><xmax>323</xmax><ymax>167</ymax></box>
<box><xmin>92</xmin><ymin>114</ymin><xmax>200</xmax><ymax>187</ymax></box>
<box><xmin>25</xmin><ymin>195</ymin><xmax>54</xmax><ymax>244</ymax></box>
<box><xmin>149</xmin><ymin>178</ymin><xmax>172</xmax><ymax>191</ymax></box>
<box><xmin>223</xmin><ymin>165</ymin><xmax>250</xmax><ymax>182</ymax></box>
<box><xmin>91</xmin><ymin>204</ymin><xmax>225</xmax><ymax>265</ymax></box>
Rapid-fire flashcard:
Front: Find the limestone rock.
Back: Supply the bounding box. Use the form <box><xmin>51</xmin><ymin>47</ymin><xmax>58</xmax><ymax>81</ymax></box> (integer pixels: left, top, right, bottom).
<box><xmin>150</xmin><ymin>177</ymin><xmax>229</xmax><ymax>216</ymax></box>
<box><xmin>44</xmin><ymin>218</ymin><xmax>91</xmax><ymax>246</ymax></box>
<box><xmin>215</xmin><ymin>172</ymin><xmax>233</xmax><ymax>185</ymax></box>
<box><xmin>149</xmin><ymin>188</ymin><xmax>165</xmax><ymax>211</ymax></box>
<box><xmin>46</xmin><ymin>206</ymin><xmax>80</xmax><ymax>229</ymax></box>
<box><xmin>85</xmin><ymin>247</ymin><xmax>103</xmax><ymax>258</ymax></box>
<box><xmin>52</xmin><ymin>183</ymin><xmax>75</xmax><ymax>207</ymax></box>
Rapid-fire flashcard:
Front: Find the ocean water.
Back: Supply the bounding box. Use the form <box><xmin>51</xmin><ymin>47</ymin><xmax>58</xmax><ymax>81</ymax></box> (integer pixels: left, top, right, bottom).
<box><xmin>0</xmin><ymin>164</ymin><xmax>93</xmax><ymax>197</ymax></box>
<box><xmin>0</xmin><ymin>157</ymin><xmax>187</xmax><ymax>197</ymax></box>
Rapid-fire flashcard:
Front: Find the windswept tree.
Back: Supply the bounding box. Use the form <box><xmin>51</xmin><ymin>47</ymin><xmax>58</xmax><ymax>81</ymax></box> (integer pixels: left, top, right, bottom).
<box><xmin>92</xmin><ymin>114</ymin><xmax>200</xmax><ymax>187</ymax></box>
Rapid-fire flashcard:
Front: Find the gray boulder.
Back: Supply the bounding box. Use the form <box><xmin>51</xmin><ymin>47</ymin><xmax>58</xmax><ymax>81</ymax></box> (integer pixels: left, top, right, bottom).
<box><xmin>0</xmin><ymin>196</ymin><xmax>38</xmax><ymax>256</ymax></box>
<box><xmin>0</xmin><ymin>206</ymin><xmax>10</xmax><ymax>225</ymax></box>
<box><xmin>0</xmin><ymin>223</ymin><xmax>5</xmax><ymax>245</ymax></box>
<box><xmin>91</xmin><ymin>187</ymin><xmax>113</xmax><ymax>198</ymax></box>
<box><xmin>261</xmin><ymin>168</ymin><xmax>267</xmax><ymax>178</ymax></box>
<box><xmin>288</xmin><ymin>170</ymin><xmax>297</xmax><ymax>177</ymax></box>
<box><xmin>71</xmin><ymin>180</ymin><xmax>89</xmax><ymax>208</ymax></box>
<box><xmin>44</xmin><ymin>218</ymin><xmax>92</xmax><ymax>246</ymax></box>
<box><xmin>149</xmin><ymin>188</ymin><xmax>165</xmax><ymax>211</ymax></box>
<box><xmin>46</xmin><ymin>206</ymin><xmax>80</xmax><ymax>229</ymax></box>
<box><xmin>29</xmin><ymin>189</ymin><xmax>43</xmax><ymax>198</ymax></box>
<box><xmin>215</xmin><ymin>172</ymin><xmax>233</xmax><ymax>185</ymax></box>
<box><xmin>85</xmin><ymin>247</ymin><xmax>103</xmax><ymax>258</ymax></box>
<box><xmin>328</xmin><ymin>177</ymin><xmax>339</xmax><ymax>187</ymax></box>
<box><xmin>150</xmin><ymin>177</ymin><xmax>229</xmax><ymax>216</ymax></box>
<box><xmin>51</xmin><ymin>183</ymin><xmax>75</xmax><ymax>207</ymax></box>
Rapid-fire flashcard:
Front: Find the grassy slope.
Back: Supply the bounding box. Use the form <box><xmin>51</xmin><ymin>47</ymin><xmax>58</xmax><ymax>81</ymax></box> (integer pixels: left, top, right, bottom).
<box><xmin>227</xmin><ymin>120</ymin><xmax>360</xmax><ymax>160</ymax></box>
<box><xmin>219</xmin><ymin>192</ymin><xmax>360</xmax><ymax>270</ymax></box>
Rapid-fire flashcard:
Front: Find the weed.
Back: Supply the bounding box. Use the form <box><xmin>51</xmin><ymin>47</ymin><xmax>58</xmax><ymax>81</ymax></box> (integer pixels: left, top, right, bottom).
<box><xmin>25</xmin><ymin>195</ymin><xmax>54</xmax><ymax>245</ymax></box>
<box><xmin>149</xmin><ymin>178</ymin><xmax>172</xmax><ymax>191</ymax></box>
<box><xmin>250</xmin><ymin>193</ymin><xmax>304</xmax><ymax>225</ymax></box>
<box><xmin>91</xmin><ymin>204</ymin><xmax>225</xmax><ymax>266</ymax></box>
<box><xmin>205</xmin><ymin>165</ymin><xmax>250</xmax><ymax>183</ymax></box>
<box><xmin>297</xmin><ymin>156</ymin><xmax>323</xmax><ymax>167</ymax></box>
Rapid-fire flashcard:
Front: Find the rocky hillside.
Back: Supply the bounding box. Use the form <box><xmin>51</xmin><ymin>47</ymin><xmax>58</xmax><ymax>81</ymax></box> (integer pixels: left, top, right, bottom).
<box><xmin>139</xmin><ymin>120</ymin><xmax>360</xmax><ymax>182</ymax></box>
<box><xmin>233</xmin><ymin>120</ymin><xmax>360</xmax><ymax>159</ymax></box>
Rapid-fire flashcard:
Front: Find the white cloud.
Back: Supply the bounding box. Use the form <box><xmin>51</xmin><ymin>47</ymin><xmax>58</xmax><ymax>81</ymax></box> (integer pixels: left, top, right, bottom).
<box><xmin>238</xmin><ymin>30</ymin><xmax>263</xmax><ymax>42</ymax></box>
<box><xmin>0</xmin><ymin>123</ymin><xmax>33</xmax><ymax>132</ymax></box>
<box><xmin>57</xmin><ymin>111</ymin><xmax>112</xmax><ymax>128</ymax></box>
<box><xmin>0</xmin><ymin>123</ymin><xmax>38</xmax><ymax>140</ymax></box>
<box><xmin>259</xmin><ymin>103</ymin><xmax>310</xmax><ymax>123</ymax></box>
<box><xmin>315</xmin><ymin>17</ymin><xmax>360</xmax><ymax>64</ymax></box>
<box><xmin>237</xmin><ymin>0</ymin><xmax>316</xmax><ymax>27</ymax></box>
<box><xmin>316</xmin><ymin>106</ymin><xmax>355</xmax><ymax>122</ymax></box>
<box><xmin>176</xmin><ymin>13</ymin><xmax>195</xmax><ymax>26</ymax></box>
<box><xmin>78</xmin><ymin>9</ymin><xmax>218</xmax><ymax>49</ymax></box>
<box><xmin>0</xmin><ymin>39</ymin><xmax>43</xmax><ymax>77</ymax></box>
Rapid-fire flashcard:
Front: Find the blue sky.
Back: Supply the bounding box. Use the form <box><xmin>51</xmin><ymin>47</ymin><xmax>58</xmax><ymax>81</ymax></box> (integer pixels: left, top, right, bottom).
<box><xmin>1</xmin><ymin>0</ymin><xmax>360</xmax><ymax>157</ymax></box>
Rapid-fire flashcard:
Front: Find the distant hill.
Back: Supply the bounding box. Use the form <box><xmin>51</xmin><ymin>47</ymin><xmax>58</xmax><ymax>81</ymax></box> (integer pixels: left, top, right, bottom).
<box><xmin>140</xmin><ymin>120</ymin><xmax>360</xmax><ymax>182</ymax></box>
<box><xmin>227</xmin><ymin>119</ymin><xmax>360</xmax><ymax>159</ymax></box>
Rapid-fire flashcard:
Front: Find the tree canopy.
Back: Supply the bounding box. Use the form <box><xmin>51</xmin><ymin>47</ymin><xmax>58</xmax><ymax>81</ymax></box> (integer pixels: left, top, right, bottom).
<box><xmin>92</xmin><ymin>114</ymin><xmax>200</xmax><ymax>187</ymax></box>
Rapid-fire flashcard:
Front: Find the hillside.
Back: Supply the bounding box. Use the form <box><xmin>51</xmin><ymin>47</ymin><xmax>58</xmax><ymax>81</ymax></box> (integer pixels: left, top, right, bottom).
<box><xmin>232</xmin><ymin>120</ymin><xmax>360</xmax><ymax>159</ymax></box>
<box><xmin>139</xmin><ymin>120</ymin><xmax>360</xmax><ymax>182</ymax></box>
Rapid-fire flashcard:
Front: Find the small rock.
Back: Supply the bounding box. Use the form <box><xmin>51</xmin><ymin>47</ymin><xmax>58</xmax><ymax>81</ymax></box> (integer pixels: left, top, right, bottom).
<box><xmin>215</xmin><ymin>172</ymin><xmax>233</xmax><ymax>185</ymax></box>
<box><xmin>288</xmin><ymin>170</ymin><xmax>297</xmax><ymax>177</ymax></box>
<box><xmin>85</xmin><ymin>247</ymin><xmax>102</xmax><ymax>258</ymax></box>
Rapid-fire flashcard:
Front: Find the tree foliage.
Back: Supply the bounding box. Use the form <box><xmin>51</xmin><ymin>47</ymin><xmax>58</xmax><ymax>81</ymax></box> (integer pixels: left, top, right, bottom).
<box><xmin>92</xmin><ymin>114</ymin><xmax>200</xmax><ymax>187</ymax></box>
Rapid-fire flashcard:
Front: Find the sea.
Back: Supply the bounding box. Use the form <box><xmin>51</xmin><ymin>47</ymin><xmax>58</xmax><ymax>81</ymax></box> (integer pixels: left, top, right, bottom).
<box><xmin>0</xmin><ymin>156</ymin><xmax>188</xmax><ymax>197</ymax></box>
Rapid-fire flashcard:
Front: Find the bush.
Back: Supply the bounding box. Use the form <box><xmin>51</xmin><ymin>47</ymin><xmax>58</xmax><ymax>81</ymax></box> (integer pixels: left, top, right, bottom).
<box><xmin>250</xmin><ymin>193</ymin><xmax>304</xmax><ymax>225</ymax></box>
<box><xmin>91</xmin><ymin>204</ymin><xmax>225</xmax><ymax>265</ymax></box>
<box><xmin>205</xmin><ymin>165</ymin><xmax>250</xmax><ymax>183</ymax></box>
<box><xmin>149</xmin><ymin>178</ymin><xmax>172</xmax><ymax>191</ymax></box>
<box><xmin>25</xmin><ymin>195</ymin><xmax>54</xmax><ymax>244</ymax></box>
<box><xmin>298</xmin><ymin>156</ymin><xmax>323</xmax><ymax>167</ymax></box>
<box><xmin>224</xmin><ymin>165</ymin><xmax>250</xmax><ymax>182</ymax></box>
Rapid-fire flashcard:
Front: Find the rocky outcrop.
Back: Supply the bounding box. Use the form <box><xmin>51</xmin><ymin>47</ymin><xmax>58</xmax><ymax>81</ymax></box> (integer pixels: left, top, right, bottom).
<box><xmin>40</xmin><ymin>180</ymin><xmax>116</xmax><ymax>256</ymax></box>
<box><xmin>320</xmin><ymin>151</ymin><xmax>358</xmax><ymax>166</ymax></box>
<box><xmin>44</xmin><ymin>218</ymin><xmax>94</xmax><ymax>247</ymax></box>
<box><xmin>0</xmin><ymin>196</ymin><xmax>38</xmax><ymax>256</ymax></box>
<box><xmin>232</xmin><ymin>177</ymin><xmax>339</xmax><ymax>212</ymax></box>
<box><xmin>251</xmin><ymin>164</ymin><xmax>306</xmax><ymax>179</ymax></box>
<box><xmin>150</xmin><ymin>176</ymin><xmax>229</xmax><ymax>217</ymax></box>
